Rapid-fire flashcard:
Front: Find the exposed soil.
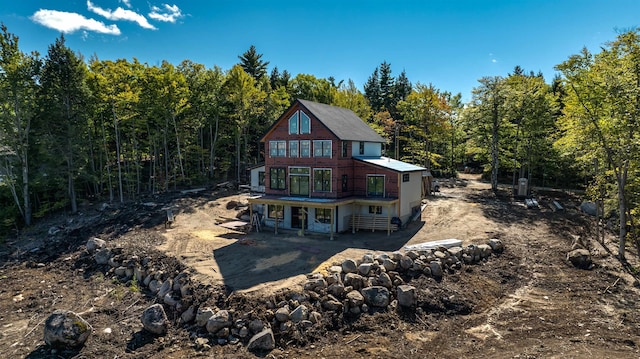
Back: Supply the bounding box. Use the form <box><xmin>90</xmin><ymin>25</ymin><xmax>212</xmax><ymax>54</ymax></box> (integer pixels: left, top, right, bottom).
<box><xmin>1</xmin><ymin>174</ymin><xmax>640</xmax><ymax>358</ymax></box>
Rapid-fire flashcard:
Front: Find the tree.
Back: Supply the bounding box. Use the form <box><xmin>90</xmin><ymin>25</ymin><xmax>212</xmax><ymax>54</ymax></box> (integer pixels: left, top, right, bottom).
<box><xmin>238</xmin><ymin>45</ymin><xmax>269</xmax><ymax>82</ymax></box>
<box><xmin>289</xmin><ymin>74</ymin><xmax>335</xmax><ymax>104</ymax></box>
<box><xmin>556</xmin><ymin>30</ymin><xmax>640</xmax><ymax>259</ymax></box>
<box><xmin>463</xmin><ymin>76</ymin><xmax>507</xmax><ymax>190</ymax></box>
<box><xmin>37</xmin><ymin>35</ymin><xmax>90</xmax><ymax>214</ymax></box>
<box><xmin>0</xmin><ymin>24</ymin><xmax>41</xmax><ymax>226</ymax></box>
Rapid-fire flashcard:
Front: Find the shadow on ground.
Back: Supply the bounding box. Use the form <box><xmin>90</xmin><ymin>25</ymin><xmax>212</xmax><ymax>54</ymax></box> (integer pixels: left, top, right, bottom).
<box><xmin>213</xmin><ymin>220</ymin><xmax>425</xmax><ymax>291</ymax></box>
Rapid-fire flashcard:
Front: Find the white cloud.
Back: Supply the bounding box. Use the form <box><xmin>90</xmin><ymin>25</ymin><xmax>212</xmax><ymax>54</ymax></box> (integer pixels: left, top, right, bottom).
<box><xmin>31</xmin><ymin>9</ymin><xmax>121</xmax><ymax>35</ymax></box>
<box><xmin>148</xmin><ymin>4</ymin><xmax>183</xmax><ymax>23</ymax></box>
<box><xmin>120</xmin><ymin>0</ymin><xmax>132</xmax><ymax>8</ymax></box>
<box><xmin>87</xmin><ymin>0</ymin><xmax>156</xmax><ymax>30</ymax></box>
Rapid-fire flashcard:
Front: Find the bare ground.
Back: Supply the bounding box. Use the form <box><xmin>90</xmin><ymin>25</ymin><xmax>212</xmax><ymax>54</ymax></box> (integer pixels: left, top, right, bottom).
<box><xmin>1</xmin><ymin>174</ymin><xmax>640</xmax><ymax>358</ymax></box>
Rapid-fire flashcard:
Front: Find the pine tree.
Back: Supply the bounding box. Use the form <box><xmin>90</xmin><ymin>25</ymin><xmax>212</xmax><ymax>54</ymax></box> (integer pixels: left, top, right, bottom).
<box><xmin>238</xmin><ymin>45</ymin><xmax>269</xmax><ymax>82</ymax></box>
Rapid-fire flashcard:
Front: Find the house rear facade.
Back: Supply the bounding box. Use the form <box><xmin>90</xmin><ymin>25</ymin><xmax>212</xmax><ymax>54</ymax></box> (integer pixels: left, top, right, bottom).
<box><xmin>248</xmin><ymin>99</ymin><xmax>425</xmax><ymax>238</ymax></box>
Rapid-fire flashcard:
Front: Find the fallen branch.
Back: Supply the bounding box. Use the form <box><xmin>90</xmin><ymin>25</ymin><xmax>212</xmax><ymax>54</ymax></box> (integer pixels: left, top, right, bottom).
<box><xmin>24</xmin><ymin>317</ymin><xmax>46</xmax><ymax>338</ymax></box>
<box><xmin>602</xmin><ymin>277</ymin><xmax>621</xmax><ymax>294</ymax></box>
<box><xmin>345</xmin><ymin>334</ymin><xmax>361</xmax><ymax>344</ymax></box>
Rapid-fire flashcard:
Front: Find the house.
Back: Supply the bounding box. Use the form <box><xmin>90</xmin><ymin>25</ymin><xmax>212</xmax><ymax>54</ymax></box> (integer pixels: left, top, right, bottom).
<box><xmin>248</xmin><ymin>99</ymin><xmax>426</xmax><ymax>239</ymax></box>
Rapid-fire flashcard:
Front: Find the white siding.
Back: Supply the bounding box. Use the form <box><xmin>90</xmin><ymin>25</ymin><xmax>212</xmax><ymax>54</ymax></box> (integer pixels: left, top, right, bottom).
<box><xmin>399</xmin><ymin>171</ymin><xmax>423</xmax><ymax>223</ymax></box>
<box><xmin>250</xmin><ymin>166</ymin><xmax>265</xmax><ymax>193</ymax></box>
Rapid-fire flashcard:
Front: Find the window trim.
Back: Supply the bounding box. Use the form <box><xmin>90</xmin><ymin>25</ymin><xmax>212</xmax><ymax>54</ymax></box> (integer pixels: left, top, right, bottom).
<box><xmin>270</xmin><ymin>167</ymin><xmax>286</xmax><ymax>190</ymax></box>
<box><xmin>289</xmin><ymin>140</ymin><xmax>299</xmax><ymax>158</ymax></box>
<box><xmin>366</xmin><ymin>174</ymin><xmax>385</xmax><ymax>197</ymax></box>
<box><xmin>300</xmin><ymin>140</ymin><xmax>311</xmax><ymax>158</ymax></box>
<box><xmin>341</xmin><ymin>141</ymin><xmax>348</xmax><ymax>158</ymax></box>
<box><xmin>341</xmin><ymin>174</ymin><xmax>348</xmax><ymax>192</ymax></box>
<box><xmin>313</xmin><ymin>140</ymin><xmax>332</xmax><ymax>158</ymax></box>
<box><xmin>289</xmin><ymin>166</ymin><xmax>310</xmax><ymax>196</ymax></box>
<box><xmin>315</xmin><ymin>208</ymin><xmax>332</xmax><ymax>224</ymax></box>
<box><xmin>269</xmin><ymin>140</ymin><xmax>286</xmax><ymax>157</ymax></box>
<box><xmin>288</xmin><ymin>112</ymin><xmax>299</xmax><ymax>134</ymax></box>
<box><xmin>314</xmin><ymin>168</ymin><xmax>332</xmax><ymax>192</ymax></box>
<box><xmin>300</xmin><ymin>111</ymin><xmax>311</xmax><ymax>134</ymax></box>
<box><xmin>402</xmin><ymin>173</ymin><xmax>410</xmax><ymax>182</ymax></box>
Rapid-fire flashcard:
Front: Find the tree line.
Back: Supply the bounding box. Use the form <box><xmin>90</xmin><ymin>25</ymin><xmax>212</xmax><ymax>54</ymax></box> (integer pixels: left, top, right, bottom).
<box><xmin>1</xmin><ymin>24</ymin><xmax>639</xmax><ymax>261</ymax></box>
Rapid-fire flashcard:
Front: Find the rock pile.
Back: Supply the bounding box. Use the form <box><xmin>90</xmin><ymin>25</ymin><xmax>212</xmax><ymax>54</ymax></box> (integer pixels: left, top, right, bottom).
<box><xmin>65</xmin><ymin>237</ymin><xmax>503</xmax><ymax>352</ymax></box>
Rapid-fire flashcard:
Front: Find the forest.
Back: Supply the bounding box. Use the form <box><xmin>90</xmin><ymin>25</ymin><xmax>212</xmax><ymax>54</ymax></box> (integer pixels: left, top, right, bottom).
<box><xmin>1</xmin><ymin>24</ymin><xmax>639</xmax><ymax>259</ymax></box>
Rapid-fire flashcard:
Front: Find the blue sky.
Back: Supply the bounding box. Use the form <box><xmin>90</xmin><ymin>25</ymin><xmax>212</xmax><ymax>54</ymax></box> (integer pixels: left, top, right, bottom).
<box><xmin>2</xmin><ymin>1</ymin><xmax>639</xmax><ymax>101</ymax></box>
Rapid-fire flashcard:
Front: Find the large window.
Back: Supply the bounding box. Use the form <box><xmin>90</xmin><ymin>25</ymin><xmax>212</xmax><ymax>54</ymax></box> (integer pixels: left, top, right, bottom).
<box><xmin>289</xmin><ymin>140</ymin><xmax>299</xmax><ymax>158</ymax></box>
<box><xmin>268</xmin><ymin>204</ymin><xmax>283</xmax><ymax>219</ymax></box>
<box><xmin>270</xmin><ymin>167</ymin><xmax>286</xmax><ymax>190</ymax></box>
<box><xmin>315</xmin><ymin>208</ymin><xmax>332</xmax><ymax>224</ymax></box>
<box><xmin>300</xmin><ymin>140</ymin><xmax>311</xmax><ymax>157</ymax></box>
<box><xmin>289</xmin><ymin>167</ymin><xmax>310</xmax><ymax>196</ymax></box>
<box><xmin>367</xmin><ymin>175</ymin><xmax>384</xmax><ymax>197</ymax></box>
<box><xmin>269</xmin><ymin>141</ymin><xmax>286</xmax><ymax>157</ymax></box>
<box><xmin>314</xmin><ymin>169</ymin><xmax>331</xmax><ymax>192</ymax></box>
<box><xmin>313</xmin><ymin>140</ymin><xmax>332</xmax><ymax>158</ymax></box>
<box><xmin>288</xmin><ymin>110</ymin><xmax>311</xmax><ymax>134</ymax></box>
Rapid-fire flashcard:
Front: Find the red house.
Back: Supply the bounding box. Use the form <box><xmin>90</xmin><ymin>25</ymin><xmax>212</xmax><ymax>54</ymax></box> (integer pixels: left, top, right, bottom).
<box><xmin>248</xmin><ymin>99</ymin><xmax>425</xmax><ymax>238</ymax></box>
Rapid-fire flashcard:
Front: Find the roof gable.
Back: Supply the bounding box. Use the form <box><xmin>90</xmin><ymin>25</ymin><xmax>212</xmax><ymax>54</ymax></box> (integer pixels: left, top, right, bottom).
<box><xmin>261</xmin><ymin>99</ymin><xmax>385</xmax><ymax>143</ymax></box>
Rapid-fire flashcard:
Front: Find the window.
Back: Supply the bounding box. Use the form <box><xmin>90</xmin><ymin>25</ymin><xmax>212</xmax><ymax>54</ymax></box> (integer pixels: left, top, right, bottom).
<box><xmin>315</xmin><ymin>208</ymin><xmax>332</xmax><ymax>224</ymax></box>
<box><xmin>289</xmin><ymin>167</ymin><xmax>310</xmax><ymax>196</ymax></box>
<box><xmin>342</xmin><ymin>174</ymin><xmax>348</xmax><ymax>192</ymax></box>
<box><xmin>359</xmin><ymin>142</ymin><xmax>365</xmax><ymax>155</ymax></box>
<box><xmin>268</xmin><ymin>204</ymin><xmax>283</xmax><ymax>219</ymax></box>
<box><xmin>258</xmin><ymin>171</ymin><xmax>265</xmax><ymax>186</ymax></box>
<box><xmin>289</xmin><ymin>140</ymin><xmax>299</xmax><ymax>158</ymax></box>
<box><xmin>269</xmin><ymin>141</ymin><xmax>286</xmax><ymax>157</ymax></box>
<box><xmin>342</xmin><ymin>141</ymin><xmax>348</xmax><ymax>157</ymax></box>
<box><xmin>369</xmin><ymin>206</ymin><xmax>382</xmax><ymax>215</ymax></box>
<box><xmin>288</xmin><ymin>110</ymin><xmax>311</xmax><ymax>134</ymax></box>
<box><xmin>300</xmin><ymin>140</ymin><xmax>311</xmax><ymax>157</ymax></box>
<box><xmin>313</xmin><ymin>140</ymin><xmax>332</xmax><ymax>157</ymax></box>
<box><xmin>288</xmin><ymin>112</ymin><xmax>299</xmax><ymax>134</ymax></box>
<box><xmin>314</xmin><ymin>169</ymin><xmax>331</xmax><ymax>192</ymax></box>
<box><xmin>402</xmin><ymin>173</ymin><xmax>410</xmax><ymax>182</ymax></box>
<box><xmin>367</xmin><ymin>175</ymin><xmax>384</xmax><ymax>197</ymax></box>
<box><xmin>270</xmin><ymin>167</ymin><xmax>286</xmax><ymax>190</ymax></box>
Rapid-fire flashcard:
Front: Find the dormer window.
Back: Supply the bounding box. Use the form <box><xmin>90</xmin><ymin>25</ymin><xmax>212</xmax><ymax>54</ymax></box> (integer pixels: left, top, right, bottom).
<box><xmin>288</xmin><ymin>110</ymin><xmax>311</xmax><ymax>134</ymax></box>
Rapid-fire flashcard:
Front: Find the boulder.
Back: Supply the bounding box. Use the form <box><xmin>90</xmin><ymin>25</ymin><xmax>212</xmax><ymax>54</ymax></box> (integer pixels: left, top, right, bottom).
<box><xmin>447</xmin><ymin>246</ymin><xmax>464</xmax><ymax>260</ymax></box>
<box><xmin>275</xmin><ymin>306</ymin><xmax>290</xmax><ymax>322</ymax></box>
<box><xmin>321</xmin><ymin>295</ymin><xmax>343</xmax><ymax>312</ymax></box>
<box><xmin>196</xmin><ymin>307</ymin><xmax>215</xmax><ymax>327</ymax></box>
<box><xmin>248</xmin><ymin>319</ymin><xmax>264</xmax><ymax>333</ymax></box>
<box><xmin>247</xmin><ymin>328</ymin><xmax>275</xmax><ymax>351</ymax></box>
<box><xmin>567</xmin><ymin>249</ymin><xmax>592</xmax><ymax>269</ymax></box>
<box><xmin>94</xmin><ymin>248</ymin><xmax>112</xmax><ymax>265</ymax></box>
<box><xmin>478</xmin><ymin>244</ymin><xmax>493</xmax><ymax>259</ymax></box>
<box><xmin>361</xmin><ymin>253</ymin><xmax>374</xmax><ymax>263</ymax></box>
<box><xmin>346</xmin><ymin>290</ymin><xmax>365</xmax><ymax>307</ymax></box>
<box><xmin>399</xmin><ymin>255</ymin><xmax>413</xmax><ymax>270</ymax></box>
<box><xmin>141</xmin><ymin>304</ymin><xmax>168</xmax><ymax>335</ymax></box>
<box><xmin>378</xmin><ymin>272</ymin><xmax>393</xmax><ymax>289</ymax></box>
<box><xmin>397</xmin><ymin>285</ymin><xmax>417</xmax><ymax>308</ymax></box>
<box><xmin>382</xmin><ymin>258</ymin><xmax>397</xmax><ymax>271</ymax></box>
<box><xmin>44</xmin><ymin>310</ymin><xmax>91</xmax><ymax>348</ymax></box>
<box><xmin>180</xmin><ymin>305</ymin><xmax>196</xmax><ymax>324</ymax></box>
<box><xmin>304</xmin><ymin>277</ymin><xmax>327</xmax><ymax>292</ymax></box>
<box><xmin>430</xmin><ymin>261</ymin><xmax>443</xmax><ymax>279</ymax></box>
<box><xmin>361</xmin><ymin>286</ymin><xmax>390</xmax><ymax>307</ymax></box>
<box><xmin>206</xmin><ymin>310</ymin><xmax>232</xmax><ymax>334</ymax></box>
<box><xmin>86</xmin><ymin>237</ymin><xmax>106</xmax><ymax>254</ymax></box>
<box><xmin>327</xmin><ymin>283</ymin><xmax>345</xmax><ymax>298</ymax></box>
<box><xmin>358</xmin><ymin>262</ymin><xmax>374</xmax><ymax>276</ymax></box>
<box><xmin>341</xmin><ymin>259</ymin><xmax>358</xmax><ymax>274</ymax></box>
<box><xmin>488</xmin><ymin>238</ymin><xmax>504</xmax><ymax>253</ymax></box>
<box><xmin>290</xmin><ymin>304</ymin><xmax>309</xmax><ymax>323</ymax></box>
<box><xmin>343</xmin><ymin>273</ymin><xmax>366</xmax><ymax>290</ymax></box>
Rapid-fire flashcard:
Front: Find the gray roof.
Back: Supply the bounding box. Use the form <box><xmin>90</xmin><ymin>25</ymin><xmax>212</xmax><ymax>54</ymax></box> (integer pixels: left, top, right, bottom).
<box><xmin>354</xmin><ymin>156</ymin><xmax>427</xmax><ymax>173</ymax></box>
<box><xmin>298</xmin><ymin>99</ymin><xmax>385</xmax><ymax>143</ymax></box>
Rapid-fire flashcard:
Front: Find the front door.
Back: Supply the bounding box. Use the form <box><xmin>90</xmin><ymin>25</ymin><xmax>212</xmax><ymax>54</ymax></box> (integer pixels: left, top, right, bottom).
<box><xmin>291</xmin><ymin>207</ymin><xmax>307</xmax><ymax>229</ymax></box>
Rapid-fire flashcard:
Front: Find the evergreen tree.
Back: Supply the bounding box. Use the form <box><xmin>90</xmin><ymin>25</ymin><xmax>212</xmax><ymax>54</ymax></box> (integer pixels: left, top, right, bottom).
<box><xmin>238</xmin><ymin>45</ymin><xmax>269</xmax><ymax>82</ymax></box>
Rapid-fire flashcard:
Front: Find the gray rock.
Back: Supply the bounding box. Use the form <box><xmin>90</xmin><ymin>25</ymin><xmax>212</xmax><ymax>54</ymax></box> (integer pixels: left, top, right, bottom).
<box><xmin>322</xmin><ymin>295</ymin><xmax>343</xmax><ymax>311</ymax></box>
<box><xmin>405</xmin><ymin>250</ymin><xmax>419</xmax><ymax>260</ymax></box>
<box><xmin>447</xmin><ymin>246</ymin><xmax>464</xmax><ymax>260</ymax></box>
<box><xmin>382</xmin><ymin>258</ymin><xmax>397</xmax><ymax>271</ymax></box>
<box><xmin>148</xmin><ymin>280</ymin><xmax>161</xmax><ymax>294</ymax></box>
<box><xmin>163</xmin><ymin>292</ymin><xmax>179</xmax><ymax>306</ymax></box>
<box><xmin>346</xmin><ymin>290</ymin><xmax>365</xmax><ymax>307</ymax></box>
<box><xmin>488</xmin><ymin>238</ymin><xmax>504</xmax><ymax>253</ymax></box>
<box><xmin>248</xmin><ymin>319</ymin><xmax>264</xmax><ymax>333</ymax></box>
<box><xmin>275</xmin><ymin>306</ymin><xmax>290</xmax><ymax>322</ymax></box>
<box><xmin>114</xmin><ymin>266</ymin><xmax>127</xmax><ymax>277</ymax></box>
<box><xmin>343</xmin><ymin>273</ymin><xmax>366</xmax><ymax>290</ymax></box>
<box><xmin>397</xmin><ymin>285</ymin><xmax>417</xmax><ymax>307</ymax></box>
<box><xmin>304</xmin><ymin>277</ymin><xmax>327</xmax><ymax>292</ymax></box>
<box><xmin>434</xmin><ymin>250</ymin><xmax>447</xmax><ymax>259</ymax></box>
<box><xmin>391</xmin><ymin>251</ymin><xmax>404</xmax><ymax>261</ymax></box>
<box><xmin>206</xmin><ymin>310</ymin><xmax>232</xmax><ymax>334</ymax></box>
<box><xmin>580</xmin><ymin>202</ymin><xmax>597</xmax><ymax>216</ymax></box>
<box><xmin>180</xmin><ymin>305</ymin><xmax>196</xmax><ymax>324</ymax></box>
<box><xmin>378</xmin><ymin>272</ymin><xmax>393</xmax><ymax>289</ymax></box>
<box><xmin>44</xmin><ymin>310</ymin><xmax>91</xmax><ymax>348</ymax></box>
<box><xmin>567</xmin><ymin>249</ymin><xmax>592</xmax><ymax>269</ymax></box>
<box><xmin>375</xmin><ymin>253</ymin><xmax>390</xmax><ymax>264</ymax></box>
<box><xmin>361</xmin><ymin>253</ymin><xmax>374</xmax><ymax>263</ymax></box>
<box><xmin>157</xmin><ymin>279</ymin><xmax>173</xmax><ymax>299</ymax></box>
<box><xmin>328</xmin><ymin>283</ymin><xmax>345</xmax><ymax>298</ymax></box>
<box><xmin>94</xmin><ymin>248</ymin><xmax>112</xmax><ymax>265</ymax></box>
<box><xmin>141</xmin><ymin>304</ymin><xmax>168</xmax><ymax>335</ymax></box>
<box><xmin>399</xmin><ymin>255</ymin><xmax>413</xmax><ymax>270</ymax></box>
<box><xmin>196</xmin><ymin>307</ymin><xmax>214</xmax><ymax>327</ymax></box>
<box><xmin>239</xmin><ymin>326</ymin><xmax>249</xmax><ymax>338</ymax></box>
<box><xmin>478</xmin><ymin>244</ymin><xmax>493</xmax><ymax>259</ymax></box>
<box><xmin>248</xmin><ymin>329</ymin><xmax>275</xmax><ymax>351</ymax></box>
<box><xmin>358</xmin><ymin>262</ymin><xmax>374</xmax><ymax>276</ymax></box>
<box><xmin>290</xmin><ymin>304</ymin><xmax>309</xmax><ymax>323</ymax></box>
<box><xmin>361</xmin><ymin>286</ymin><xmax>390</xmax><ymax>307</ymax></box>
<box><xmin>430</xmin><ymin>261</ymin><xmax>443</xmax><ymax>278</ymax></box>
<box><xmin>325</xmin><ymin>272</ymin><xmax>342</xmax><ymax>285</ymax></box>
<box><xmin>341</xmin><ymin>259</ymin><xmax>358</xmax><ymax>274</ymax></box>
<box><xmin>86</xmin><ymin>237</ymin><xmax>106</xmax><ymax>254</ymax></box>
<box><xmin>412</xmin><ymin>259</ymin><xmax>426</xmax><ymax>271</ymax></box>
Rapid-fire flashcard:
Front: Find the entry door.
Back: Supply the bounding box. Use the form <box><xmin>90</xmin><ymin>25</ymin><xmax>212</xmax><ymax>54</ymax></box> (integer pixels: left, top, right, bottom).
<box><xmin>291</xmin><ymin>207</ymin><xmax>307</xmax><ymax>229</ymax></box>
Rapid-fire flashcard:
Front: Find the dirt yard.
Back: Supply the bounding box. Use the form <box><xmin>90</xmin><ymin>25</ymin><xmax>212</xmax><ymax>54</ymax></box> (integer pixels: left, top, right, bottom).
<box><xmin>1</xmin><ymin>174</ymin><xmax>640</xmax><ymax>358</ymax></box>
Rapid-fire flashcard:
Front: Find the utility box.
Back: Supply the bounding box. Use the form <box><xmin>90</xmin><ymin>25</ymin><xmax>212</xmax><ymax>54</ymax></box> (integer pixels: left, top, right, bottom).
<box><xmin>518</xmin><ymin>178</ymin><xmax>528</xmax><ymax>197</ymax></box>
